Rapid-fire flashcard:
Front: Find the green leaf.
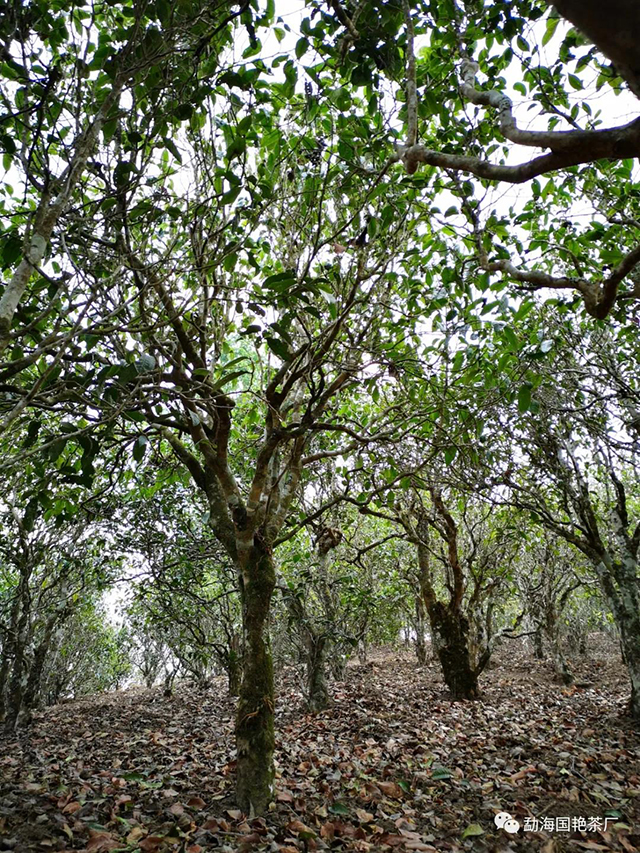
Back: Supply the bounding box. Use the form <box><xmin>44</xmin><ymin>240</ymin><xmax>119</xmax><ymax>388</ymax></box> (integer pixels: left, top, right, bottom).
<box><xmin>296</xmin><ymin>37</ymin><xmax>309</xmax><ymax>59</ymax></box>
<box><xmin>222</xmin><ymin>185</ymin><xmax>242</xmax><ymax>205</ymax></box>
<box><xmin>265</xmin><ymin>336</ymin><xmax>291</xmax><ymax>361</ymax></box>
<box><xmin>542</xmin><ymin>14</ymin><xmax>560</xmax><ymax>46</ymax></box>
<box><xmin>163</xmin><ymin>137</ymin><xmax>182</xmax><ymax>163</ymax></box>
<box><xmin>133</xmin><ymin>435</ymin><xmax>147</xmax><ymax>462</ymax></box>
<box><xmin>263</xmin><ymin>271</ymin><xmax>296</xmax><ymax>289</ymax></box>
<box><xmin>431</xmin><ymin>766</ymin><xmax>452</xmax><ymax>780</ymax></box>
<box><xmin>503</xmin><ymin>327</ymin><xmax>520</xmax><ymax>350</ymax></box>
<box><xmin>1</xmin><ymin>234</ymin><xmax>22</xmax><ymax>268</ymax></box>
<box><xmin>461</xmin><ymin>824</ymin><xmax>484</xmax><ymax>839</ymax></box>
<box><xmin>211</xmin><ymin>370</ymin><xmax>248</xmax><ymax>392</ymax></box>
<box><xmin>518</xmin><ymin>384</ymin><xmax>532</xmax><ymax>412</ymax></box>
<box><xmin>47</xmin><ymin>438</ymin><xmax>68</xmax><ymax>462</ymax></box>
<box><xmin>329</xmin><ymin>802</ymin><xmax>350</xmax><ymax>815</ymax></box>
<box><xmin>226</xmin><ymin>138</ymin><xmax>246</xmax><ymax>161</ymax></box>
<box><xmin>22</xmin><ymin>420</ymin><xmax>42</xmax><ymax>448</ymax></box>
<box><xmin>174</xmin><ymin>103</ymin><xmax>193</xmax><ymax>121</ymax></box>
<box><xmin>600</xmin><ymin>247</ymin><xmax>623</xmax><ymax>265</ymax></box>
<box><xmin>567</xmin><ymin>73</ymin><xmax>582</xmax><ymax>90</ymax></box>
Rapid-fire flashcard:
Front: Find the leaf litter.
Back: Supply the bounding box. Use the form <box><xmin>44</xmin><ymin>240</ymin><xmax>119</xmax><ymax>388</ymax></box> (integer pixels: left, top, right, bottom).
<box><xmin>0</xmin><ymin>641</ymin><xmax>638</xmax><ymax>853</ymax></box>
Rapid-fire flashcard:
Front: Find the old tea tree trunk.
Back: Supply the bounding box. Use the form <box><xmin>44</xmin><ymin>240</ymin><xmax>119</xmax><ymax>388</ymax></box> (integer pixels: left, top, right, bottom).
<box><xmin>236</xmin><ymin>536</ymin><xmax>276</xmax><ymax>813</ymax></box>
<box><xmin>514</xmin><ymin>430</ymin><xmax>640</xmax><ymax>721</ymax></box>
<box><xmin>278</xmin><ymin>526</ymin><xmax>343</xmax><ymax>713</ymax></box>
<box><xmin>161</xmin><ymin>374</ymin><xmax>353</xmax><ymax>812</ymax></box>
<box><xmin>410</xmin><ymin>508</ymin><xmax>480</xmax><ymax>700</ymax></box>
<box><xmin>164</xmin><ymin>419</ymin><xmax>287</xmax><ymax>817</ymax></box>
<box><xmin>402</xmin><ymin>491</ymin><xmax>497</xmax><ymax>701</ymax></box>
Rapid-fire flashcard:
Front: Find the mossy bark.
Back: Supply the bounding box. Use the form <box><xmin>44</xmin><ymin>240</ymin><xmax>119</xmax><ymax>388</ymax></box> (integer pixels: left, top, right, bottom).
<box><xmin>533</xmin><ymin>628</ymin><xmax>544</xmax><ymax>660</ymax></box>
<box><xmin>593</xmin><ymin>551</ymin><xmax>640</xmax><ymax>722</ymax></box>
<box><xmin>428</xmin><ymin>602</ymin><xmax>478</xmax><ymax>700</ymax></box>
<box><xmin>543</xmin><ymin>606</ymin><xmax>573</xmax><ymax>685</ymax></box>
<box><xmin>617</xmin><ymin>604</ymin><xmax>640</xmax><ymax>721</ymax></box>
<box><xmin>227</xmin><ymin>638</ymin><xmax>242</xmax><ymax>697</ymax></box>
<box><xmin>22</xmin><ymin>619</ymin><xmax>56</xmax><ymax>713</ymax></box>
<box><xmin>329</xmin><ymin>653</ymin><xmax>346</xmax><ymax>681</ymax></box>
<box><xmin>306</xmin><ymin>633</ymin><xmax>330</xmax><ymax>713</ymax></box>
<box><xmin>235</xmin><ymin>541</ymin><xmax>275</xmax><ymax>815</ymax></box>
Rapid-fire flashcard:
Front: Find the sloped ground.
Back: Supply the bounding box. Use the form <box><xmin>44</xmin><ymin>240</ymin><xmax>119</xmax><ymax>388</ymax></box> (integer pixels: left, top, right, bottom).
<box><xmin>0</xmin><ymin>640</ymin><xmax>638</xmax><ymax>853</ymax></box>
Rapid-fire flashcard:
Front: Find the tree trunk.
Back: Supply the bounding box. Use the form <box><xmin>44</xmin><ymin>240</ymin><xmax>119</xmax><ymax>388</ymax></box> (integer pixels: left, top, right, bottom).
<box><xmin>593</xmin><ymin>549</ymin><xmax>640</xmax><ymax>721</ymax></box>
<box><xmin>227</xmin><ymin>635</ymin><xmax>242</xmax><ymax>697</ymax></box>
<box><xmin>467</xmin><ymin>601</ymin><xmax>488</xmax><ymax>673</ymax></box>
<box><xmin>543</xmin><ymin>607</ymin><xmax>573</xmax><ymax>685</ymax></box>
<box><xmin>548</xmin><ymin>635</ymin><xmax>574</xmax><ymax>685</ymax></box>
<box><xmin>329</xmin><ymin>651</ymin><xmax>346</xmax><ymax>681</ymax></box>
<box><xmin>618</xmin><ymin>609</ymin><xmax>640</xmax><ymax>721</ymax></box>
<box><xmin>0</xmin><ymin>594</ymin><xmax>22</xmax><ymax>722</ymax></box>
<box><xmin>4</xmin><ymin>573</ymin><xmax>33</xmax><ymax>731</ymax></box>
<box><xmin>21</xmin><ymin>620</ymin><xmax>56</xmax><ymax>714</ymax></box>
<box><xmin>552</xmin><ymin>0</ymin><xmax>640</xmax><ymax>99</ymax></box>
<box><xmin>306</xmin><ymin>633</ymin><xmax>329</xmax><ymax>712</ymax></box>
<box><xmin>235</xmin><ymin>541</ymin><xmax>275</xmax><ymax>816</ymax></box>
<box><xmin>533</xmin><ymin>628</ymin><xmax>544</xmax><ymax>660</ymax></box>
<box><xmin>4</xmin><ymin>638</ymin><xmax>28</xmax><ymax>731</ymax></box>
<box><xmin>357</xmin><ymin>638</ymin><xmax>367</xmax><ymax>665</ymax></box>
<box><xmin>414</xmin><ymin>596</ymin><xmax>428</xmax><ymax>665</ymax></box>
<box><xmin>428</xmin><ymin>602</ymin><xmax>478</xmax><ymax>700</ymax></box>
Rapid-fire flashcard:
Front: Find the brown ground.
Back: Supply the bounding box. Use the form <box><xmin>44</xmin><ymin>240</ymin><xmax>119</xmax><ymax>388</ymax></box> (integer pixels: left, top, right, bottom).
<box><xmin>0</xmin><ymin>638</ymin><xmax>638</xmax><ymax>853</ymax></box>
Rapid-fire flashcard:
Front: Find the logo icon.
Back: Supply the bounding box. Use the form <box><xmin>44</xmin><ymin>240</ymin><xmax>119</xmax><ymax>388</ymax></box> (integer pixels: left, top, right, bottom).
<box><xmin>495</xmin><ymin>812</ymin><xmax>521</xmax><ymax>834</ymax></box>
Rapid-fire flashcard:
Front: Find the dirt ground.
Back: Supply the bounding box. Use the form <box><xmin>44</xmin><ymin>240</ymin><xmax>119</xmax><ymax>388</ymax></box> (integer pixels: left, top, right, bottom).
<box><xmin>0</xmin><ymin>638</ymin><xmax>638</xmax><ymax>853</ymax></box>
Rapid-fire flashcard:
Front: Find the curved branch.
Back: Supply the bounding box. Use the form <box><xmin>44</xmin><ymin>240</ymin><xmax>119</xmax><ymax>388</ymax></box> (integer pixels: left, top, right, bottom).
<box><xmin>400</xmin><ymin>53</ymin><xmax>640</xmax><ymax>182</ymax></box>
<box><xmin>461</xmin><ymin>182</ymin><xmax>640</xmax><ymax>318</ymax></box>
<box><xmin>481</xmin><ymin>242</ymin><xmax>640</xmax><ymax>319</ymax></box>
<box><xmin>403</xmin><ymin>0</ymin><xmax>418</xmax><ymax>148</ymax></box>
<box><xmin>400</xmin><ymin>115</ymin><xmax>640</xmax><ymax>182</ymax></box>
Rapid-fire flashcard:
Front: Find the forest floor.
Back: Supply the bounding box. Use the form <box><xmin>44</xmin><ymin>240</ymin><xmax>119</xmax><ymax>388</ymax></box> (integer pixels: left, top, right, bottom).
<box><xmin>1</xmin><ymin>639</ymin><xmax>639</xmax><ymax>853</ymax></box>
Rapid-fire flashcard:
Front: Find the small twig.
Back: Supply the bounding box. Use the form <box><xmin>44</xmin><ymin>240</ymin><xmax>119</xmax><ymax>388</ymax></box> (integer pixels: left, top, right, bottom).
<box><xmin>403</xmin><ymin>0</ymin><xmax>418</xmax><ymax>148</ymax></box>
<box><xmin>328</xmin><ymin>0</ymin><xmax>359</xmax><ymax>40</ymax></box>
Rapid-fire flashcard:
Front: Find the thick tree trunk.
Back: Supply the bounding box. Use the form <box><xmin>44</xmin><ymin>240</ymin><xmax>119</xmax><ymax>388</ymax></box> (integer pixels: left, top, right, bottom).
<box><xmin>533</xmin><ymin>628</ymin><xmax>544</xmax><ymax>660</ymax></box>
<box><xmin>357</xmin><ymin>638</ymin><xmax>367</xmax><ymax>665</ymax></box>
<box><xmin>4</xmin><ymin>638</ymin><xmax>28</xmax><ymax>731</ymax></box>
<box><xmin>618</xmin><ymin>612</ymin><xmax>640</xmax><ymax>721</ymax></box>
<box><xmin>329</xmin><ymin>651</ymin><xmax>347</xmax><ymax>681</ymax></box>
<box><xmin>467</xmin><ymin>602</ymin><xmax>488</xmax><ymax>673</ymax></box>
<box><xmin>235</xmin><ymin>541</ymin><xmax>275</xmax><ymax>816</ymax></box>
<box><xmin>21</xmin><ymin>621</ymin><xmax>56</xmax><ymax>714</ymax></box>
<box><xmin>594</xmin><ymin>549</ymin><xmax>640</xmax><ymax>721</ymax></box>
<box><xmin>543</xmin><ymin>607</ymin><xmax>573</xmax><ymax>685</ymax></box>
<box><xmin>306</xmin><ymin>633</ymin><xmax>330</xmax><ymax>712</ymax></box>
<box><xmin>4</xmin><ymin>575</ymin><xmax>33</xmax><ymax>731</ymax></box>
<box><xmin>428</xmin><ymin>602</ymin><xmax>478</xmax><ymax>700</ymax></box>
<box><xmin>0</xmin><ymin>600</ymin><xmax>22</xmax><ymax>723</ymax></box>
<box><xmin>227</xmin><ymin>635</ymin><xmax>242</xmax><ymax>697</ymax></box>
<box><xmin>566</xmin><ymin>619</ymin><xmax>588</xmax><ymax>656</ymax></box>
<box><xmin>548</xmin><ymin>635</ymin><xmax>573</xmax><ymax>685</ymax></box>
<box><xmin>551</xmin><ymin>0</ymin><xmax>640</xmax><ymax>99</ymax></box>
